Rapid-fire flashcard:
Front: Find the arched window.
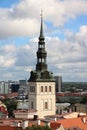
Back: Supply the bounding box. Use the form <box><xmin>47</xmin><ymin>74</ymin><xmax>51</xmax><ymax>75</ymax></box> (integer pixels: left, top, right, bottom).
<box><xmin>41</xmin><ymin>86</ymin><xmax>43</xmax><ymax>92</ymax></box>
<box><xmin>44</xmin><ymin>101</ymin><xmax>48</xmax><ymax>109</ymax></box>
<box><xmin>45</xmin><ymin>86</ymin><xmax>47</xmax><ymax>92</ymax></box>
<box><xmin>39</xmin><ymin>58</ymin><xmax>41</xmax><ymax>62</ymax></box>
<box><xmin>49</xmin><ymin>86</ymin><xmax>51</xmax><ymax>92</ymax></box>
<box><xmin>31</xmin><ymin>101</ymin><xmax>34</xmax><ymax>109</ymax></box>
<box><xmin>42</xmin><ymin>58</ymin><xmax>44</xmax><ymax>62</ymax></box>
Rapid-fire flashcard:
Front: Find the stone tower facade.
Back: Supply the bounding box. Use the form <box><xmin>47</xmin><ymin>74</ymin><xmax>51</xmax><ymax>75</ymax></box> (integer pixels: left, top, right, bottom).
<box><xmin>28</xmin><ymin>14</ymin><xmax>56</xmax><ymax>118</ymax></box>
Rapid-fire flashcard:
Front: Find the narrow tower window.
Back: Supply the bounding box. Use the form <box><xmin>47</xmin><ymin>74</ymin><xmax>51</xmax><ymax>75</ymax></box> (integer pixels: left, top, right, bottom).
<box><xmin>44</xmin><ymin>101</ymin><xmax>48</xmax><ymax>109</ymax></box>
<box><xmin>42</xmin><ymin>58</ymin><xmax>44</xmax><ymax>62</ymax></box>
<box><xmin>49</xmin><ymin>86</ymin><xmax>51</xmax><ymax>92</ymax></box>
<box><xmin>39</xmin><ymin>58</ymin><xmax>41</xmax><ymax>62</ymax></box>
<box><xmin>41</xmin><ymin>86</ymin><xmax>43</xmax><ymax>92</ymax></box>
<box><xmin>31</xmin><ymin>101</ymin><xmax>34</xmax><ymax>109</ymax></box>
<box><xmin>45</xmin><ymin>86</ymin><xmax>47</xmax><ymax>92</ymax></box>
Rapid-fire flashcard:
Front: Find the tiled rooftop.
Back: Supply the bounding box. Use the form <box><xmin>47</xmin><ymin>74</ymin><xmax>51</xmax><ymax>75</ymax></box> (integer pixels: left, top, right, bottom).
<box><xmin>50</xmin><ymin>116</ymin><xmax>87</xmax><ymax>130</ymax></box>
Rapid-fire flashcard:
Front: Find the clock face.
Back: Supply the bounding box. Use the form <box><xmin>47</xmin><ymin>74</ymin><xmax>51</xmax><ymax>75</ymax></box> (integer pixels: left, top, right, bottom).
<box><xmin>30</xmin><ymin>86</ymin><xmax>35</xmax><ymax>92</ymax></box>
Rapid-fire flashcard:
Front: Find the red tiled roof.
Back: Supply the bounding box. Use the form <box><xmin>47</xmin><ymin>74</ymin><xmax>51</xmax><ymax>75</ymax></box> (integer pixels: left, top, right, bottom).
<box><xmin>50</xmin><ymin>116</ymin><xmax>87</xmax><ymax>130</ymax></box>
<box><xmin>7</xmin><ymin>92</ymin><xmax>18</xmax><ymax>98</ymax></box>
<box><xmin>0</xmin><ymin>119</ymin><xmax>22</xmax><ymax>126</ymax></box>
<box><xmin>50</xmin><ymin>122</ymin><xmax>61</xmax><ymax>130</ymax></box>
<box><xmin>0</xmin><ymin>118</ymin><xmax>44</xmax><ymax>128</ymax></box>
<box><xmin>0</xmin><ymin>126</ymin><xmax>22</xmax><ymax>130</ymax></box>
<box><xmin>14</xmin><ymin>109</ymin><xmax>37</xmax><ymax>113</ymax></box>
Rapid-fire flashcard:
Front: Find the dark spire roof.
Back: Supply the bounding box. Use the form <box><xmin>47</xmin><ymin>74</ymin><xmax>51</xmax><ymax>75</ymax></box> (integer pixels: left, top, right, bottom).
<box><xmin>39</xmin><ymin>10</ymin><xmax>44</xmax><ymax>40</ymax></box>
<box><xmin>28</xmin><ymin>12</ymin><xmax>55</xmax><ymax>82</ymax></box>
<box><xmin>36</xmin><ymin>10</ymin><xmax>47</xmax><ymax>72</ymax></box>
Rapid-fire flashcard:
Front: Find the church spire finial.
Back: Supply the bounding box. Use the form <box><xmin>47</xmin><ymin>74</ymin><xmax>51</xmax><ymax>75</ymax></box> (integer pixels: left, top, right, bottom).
<box><xmin>39</xmin><ymin>10</ymin><xmax>44</xmax><ymax>39</ymax></box>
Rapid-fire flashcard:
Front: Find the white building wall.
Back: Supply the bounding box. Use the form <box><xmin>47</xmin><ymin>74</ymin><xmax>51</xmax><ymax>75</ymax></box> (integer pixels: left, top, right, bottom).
<box><xmin>28</xmin><ymin>81</ymin><xmax>56</xmax><ymax>118</ymax></box>
<box><xmin>0</xmin><ymin>82</ymin><xmax>9</xmax><ymax>94</ymax></box>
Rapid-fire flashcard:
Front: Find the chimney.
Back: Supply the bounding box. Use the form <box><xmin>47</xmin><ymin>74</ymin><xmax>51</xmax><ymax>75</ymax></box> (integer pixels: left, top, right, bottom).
<box><xmin>18</xmin><ymin>122</ymin><xmax>21</xmax><ymax>127</ymax></box>
<box><xmin>22</xmin><ymin>120</ymin><xmax>28</xmax><ymax>129</ymax></box>
<box><xmin>37</xmin><ymin>119</ymin><xmax>41</xmax><ymax>125</ymax></box>
<box><xmin>54</xmin><ymin>118</ymin><xmax>57</xmax><ymax>121</ymax></box>
<box><xmin>48</xmin><ymin>122</ymin><xmax>50</xmax><ymax>127</ymax></box>
<box><xmin>82</xmin><ymin>117</ymin><xmax>86</xmax><ymax>124</ymax></box>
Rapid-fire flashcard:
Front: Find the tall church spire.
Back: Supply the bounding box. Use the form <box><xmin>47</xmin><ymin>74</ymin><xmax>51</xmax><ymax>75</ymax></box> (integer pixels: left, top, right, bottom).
<box><xmin>36</xmin><ymin>11</ymin><xmax>47</xmax><ymax>71</ymax></box>
<box><xmin>28</xmin><ymin>12</ymin><xmax>55</xmax><ymax>82</ymax></box>
<box><xmin>39</xmin><ymin>10</ymin><xmax>44</xmax><ymax>39</ymax></box>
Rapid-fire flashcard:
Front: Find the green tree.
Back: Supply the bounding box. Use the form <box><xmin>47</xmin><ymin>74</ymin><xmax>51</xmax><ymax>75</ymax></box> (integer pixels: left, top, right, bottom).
<box><xmin>17</xmin><ymin>125</ymin><xmax>52</xmax><ymax>130</ymax></box>
<box><xmin>69</xmin><ymin>97</ymin><xmax>77</xmax><ymax>105</ymax></box>
<box><xmin>80</xmin><ymin>96</ymin><xmax>87</xmax><ymax>104</ymax></box>
<box><xmin>26</xmin><ymin>125</ymin><xmax>52</xmax><ymax>130</ymax></box>
<box><xmin>3</xmin><ymin>98</ymin><xmax>17</xmax><ymax>117</ymax></box>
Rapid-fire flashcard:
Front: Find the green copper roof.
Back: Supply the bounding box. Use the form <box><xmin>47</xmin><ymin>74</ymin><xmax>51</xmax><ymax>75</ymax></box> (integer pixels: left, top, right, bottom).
<box><xmin>29</xmin><ymin>70</ymin><xmax>55</xmax><ymax>82</ymax></box>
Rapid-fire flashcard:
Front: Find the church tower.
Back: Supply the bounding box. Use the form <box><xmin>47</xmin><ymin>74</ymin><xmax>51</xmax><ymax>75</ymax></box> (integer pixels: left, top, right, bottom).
<box><xmin>28</xmin><ymin>13</ymin><xmax>56</xmax><ymax>118</ymax></box>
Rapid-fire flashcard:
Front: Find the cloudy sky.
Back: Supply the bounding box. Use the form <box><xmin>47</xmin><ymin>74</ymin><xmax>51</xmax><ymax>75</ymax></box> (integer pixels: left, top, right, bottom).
<box><xmin>0</xmin><ymin>0</ymin><xmax>87</xmax><ymax>82</ymax></box>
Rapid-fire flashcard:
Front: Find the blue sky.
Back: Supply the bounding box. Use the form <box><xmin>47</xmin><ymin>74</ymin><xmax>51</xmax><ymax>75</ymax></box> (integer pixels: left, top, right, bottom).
<box><xmin>0</xmin><ymin>0</ymin><xmax>87</xmax><ymax>82</ymax></box>
<box><xmin>0</xmin><ymin>0</ymin><xmax>19</xmax><ymax>7</ymax></box>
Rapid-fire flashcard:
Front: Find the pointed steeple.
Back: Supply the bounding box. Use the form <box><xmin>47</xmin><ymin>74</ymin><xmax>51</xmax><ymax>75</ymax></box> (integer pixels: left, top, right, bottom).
<box><xmin>28</xmin><ymin>12</ymin><xmax>55</xmax><ymax>82</ymax></box>
<box><xmin>39</xmin><ymin>10</ymin><xmax>44</xmax><ymax>40</ymax></box>
<box><xmin>36</xmin><ymin>10</ymin><xmax>47</xmax><ymax>71</ymax></box>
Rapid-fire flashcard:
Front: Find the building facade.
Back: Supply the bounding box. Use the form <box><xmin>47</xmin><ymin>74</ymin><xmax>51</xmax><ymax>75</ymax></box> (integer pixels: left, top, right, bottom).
<box><xmin>28</xmin><ymin>14</ymin><xmax>56</xmax><ymax>118</ymax></box>
<box><xmin>54</xmin><ymin>76</ymin><xmax>62</xmax><ymax>92</ymax></box>
<box><xmin>0</xmin><ymin>81</ymin><xmax>10</xmax><ymax>94</ymax></box>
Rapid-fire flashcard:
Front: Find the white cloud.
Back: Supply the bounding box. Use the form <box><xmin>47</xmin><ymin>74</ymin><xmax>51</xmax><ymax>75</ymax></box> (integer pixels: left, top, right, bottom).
<box><xmin>0</xmin><ymin>25</ymin><xmax>87</xmax><ymax>81</ymax></box>
<box><xmin>0</xmin><ymin>18</ymin><xmax>39</xmax><ymax>39</ymax></box>
<box><xmin>75</xmin><ymin>25</ymin><xmax>87</xmax><ymax>45</ymax></box>
<box><xmin>4</xmin><ymin>59</ymin><xmax>15</xmax><ymax>67</ymax></box>
<box><xmin>0</xmin><ymin>44</ymin><xmax>16</xmax><ymax>68</ymax></box>
<box><xmin>3</xmin><ymin>73</ymin><xmax>13</xmax><ymax>79</ymax></box>
<box><xmin>0</xmin><ymin>0</ymin><xmax>87</xmax><ymax>39</ymax></box>
<box><xmin>0</xmin><ymin>0</ymin><xmax>87</xmax><ymax>81</ymax></box>
<box><xmin>3</xmin><ymin>44</ymin><xmax>16</xmax><ymax>52</ymax></box>
<box><xmin>45</xmin><ymin>25</ymin><xmax>87</xmax><ymax>81</ymax></box>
